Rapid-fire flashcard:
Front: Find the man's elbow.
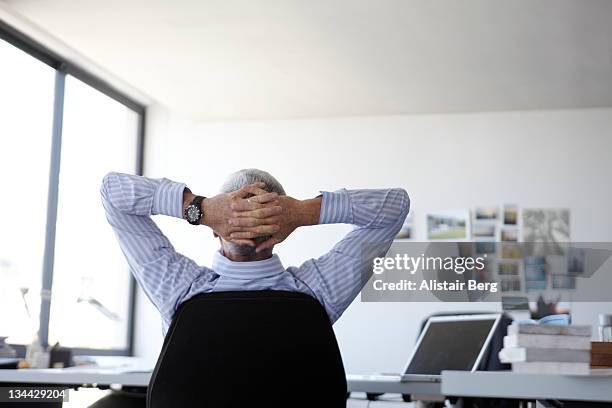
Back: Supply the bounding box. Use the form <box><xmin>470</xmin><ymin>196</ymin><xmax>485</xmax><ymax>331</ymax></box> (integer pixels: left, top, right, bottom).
<box><xmin>100</xmin><ymin>172</ymin><xmax>119</xmax><ymax>208</ymax></box>
<box><xmin>394</xmin><ymin>188</ymin><xmax>411</xmax><ymax>219</ymax></box>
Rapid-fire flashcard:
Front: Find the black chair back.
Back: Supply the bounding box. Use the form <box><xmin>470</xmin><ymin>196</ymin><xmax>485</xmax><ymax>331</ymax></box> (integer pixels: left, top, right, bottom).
<box><xmin>147</xmin><ymin>290</ymin><xmax>347</xmax><ymax>408</ymax></box>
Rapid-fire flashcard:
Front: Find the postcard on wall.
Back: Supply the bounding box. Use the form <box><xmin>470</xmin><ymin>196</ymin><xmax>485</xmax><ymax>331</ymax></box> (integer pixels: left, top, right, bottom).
<box><xmin>552</xmin><ymin>275</ymin><xmax>576</xmax><ymax>290</ymax></box>
<box><xmin>545</xmin><ymin>255</ymin><xmax>567</xmax><ymax>275</ymax></box>
<box><xmin>427</xmin><ymin>210</ymin><xmax>470</xmax><ymax>240</ymax></box>
<box><xmin>522</xmin><ymin>208</ymin><xmax>570</xmax><ymax>256</ymax></box>
<box><xmin>524</xmin><ymin>256</ymin><xmax>547</xmax><ymax>291</ymax></box>
<box><xmin>567</xmin><ymin>247</ymin><xmax>585</xmax><ymax>275</ymax></box>
<box><xmin>472</xmin><ymin>223</ymin><xmax>497</xmax><ymax>239</ymax></box>
<box><xmin>498</xmin><ymin>261</ymin><xmax>520</xmax><ymax>276</ymax></box>
<box><xmin>475</xmin><ymin>241</ymin><xmax>496</xmax><ymax>255</ymax></box>
<box><xmin>503</xmin><ymin>204</ymin><xmax>518</xmax><ymax>225</ymax></box>
<box><xmin>474</xmin><ymin>206</ymin><xmax>499</xmax><ymax>222</ymax></box>
<box><xmin>500</xmin><ymin>227</ymin><xmax>518</xmax><ymax>242</ymax></box>
<box><xmin>395</xmin><ymin>213</ymin><xmax>414</xmax><ymax>240</ymax></box>
<box><xmin>501</xmin><ymin>242</ymin><xmax>523</xmax><ymax>259</ymax></box>
<box><xmin>500</xmin><ymin>277</ymin><xmax>522</xmax><ymax>292</ymax></box>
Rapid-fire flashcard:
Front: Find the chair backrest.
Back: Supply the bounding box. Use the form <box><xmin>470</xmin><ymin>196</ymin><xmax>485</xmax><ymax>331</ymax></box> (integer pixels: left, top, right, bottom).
<box><xmin>147</xmin><ymin>290</ymin><xmax>347</xmax><ymax>408</ymax></box>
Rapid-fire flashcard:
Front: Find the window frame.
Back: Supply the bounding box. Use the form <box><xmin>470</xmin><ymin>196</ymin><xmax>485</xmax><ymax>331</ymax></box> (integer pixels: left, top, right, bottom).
<box><xmin>0</xmin><ymin>21</ymin><xmax>145</xmax><ymax>357</ymax></box>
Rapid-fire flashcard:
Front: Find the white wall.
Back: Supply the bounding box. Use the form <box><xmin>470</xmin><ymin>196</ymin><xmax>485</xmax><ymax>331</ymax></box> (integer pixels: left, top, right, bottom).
<box><xmin>135</xmin><ymin>106</ymin><xmax>612</xmax><ymax>373</ymax></box>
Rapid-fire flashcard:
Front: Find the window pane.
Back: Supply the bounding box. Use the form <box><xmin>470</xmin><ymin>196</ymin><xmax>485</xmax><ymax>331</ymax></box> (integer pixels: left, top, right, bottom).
<box><xmin>0</xmin><ymin>39</ymin><xmax>54</xmax><ymax>345</ymax></box>
<box><xmin>48</xmin><ymin>75</ymin><xmax>138</xmax><ymax>350</ymax></box>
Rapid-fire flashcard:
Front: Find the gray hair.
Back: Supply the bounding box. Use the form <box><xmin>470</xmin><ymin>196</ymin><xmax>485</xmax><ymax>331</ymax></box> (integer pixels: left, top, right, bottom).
<box><xmin>220</xmin><ymin>169</ymin><xmax>285</xmax><ymax>256</ymax></box>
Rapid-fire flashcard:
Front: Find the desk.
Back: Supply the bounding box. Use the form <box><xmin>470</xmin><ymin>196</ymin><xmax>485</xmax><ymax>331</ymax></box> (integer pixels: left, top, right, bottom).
<box><xmin>0</xmin><ymin>368</ymin><xmax>150</xmax><ymax>388</ymax></box>
<box><xmin>8</xmin><ymin>367</ymin><xmax>612</xmax><ymax>404</ymax></box>
<box><xmin>0</xmin><ymin>357</ymin><xmax>151</xmax><ymax>388</ymax></box>
<box><xmin>0</xmin><ymin>368</ymin><xmax>433</xmax><ymax>407</ymax></box>
<box><xmin>442</xmin><ymin>370</ymin><xmax>612</xmax><ymax>403</ymax></box>
<box><xmin>346</xmin><ymin>375</ymin><xmax>440</xmax><ymax>396</ymax></box>
<box><xmin>0</xmin><ymin>369</ymin><xmax>439</xmax><ymax>396</ymax></box>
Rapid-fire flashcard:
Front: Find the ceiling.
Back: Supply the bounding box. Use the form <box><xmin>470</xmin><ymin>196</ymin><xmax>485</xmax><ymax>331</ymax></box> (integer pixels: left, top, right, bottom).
<box><xmin>3</xmin><ymin>0</ymin><xmax>612</xmax><ymax>120</ymax></box>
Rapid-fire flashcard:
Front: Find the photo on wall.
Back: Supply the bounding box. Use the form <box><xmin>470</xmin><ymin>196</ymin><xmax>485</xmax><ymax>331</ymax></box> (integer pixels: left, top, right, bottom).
<box><xmin>501</xmin><ymin>243</ymin><xmax>523</xmax><ymax>259</ymax></box>
<box><xmin>395</xmin><ymin>213</ymin><xmax>414</xmax><ymax>240</ymax></box>
<box><xmin>498</xmin><ymin>262</ymin><xmax>520</xmax><ymax>276</ymax></box>
<box><xmin>546</xmin><ymin>255</ymin><xmax>567</xmax><ymax>275</ymax></box>
<box><xmin>474</xmin><ymin>206</ymin><xmax>499</xmax><ymax>221</ymax></box>
<box><xmin>475</xmin><ymin>241</ymin><xmax>496</xmax><ymax>255</ymax></box>
<box><xmin>501</xmin><ymin>277</ymin><xmax>522</xmax><ymax>292</ymax></box>
<box><xmin>472</xmin><ymin>223</ymin><xmax>496</xmax><ymax>239</ymax></box>
<box><xmin>427</xmin><ymin>210</ymin><xmax>470</xmax><ymax>240</ymax></box>
<box><xmin>524</xmin><ymin>256</ymin><xmax>547</xmax><ymax>290</ymax></box>
<box><xmin>501</xmin><ymin>227</ymin><xmax>518</xmax><ymax>242</ymax></box>
<box><xmin>552</xmin><ymin>274</ymin><xmax>576</xmax><ymax>290</ymax></box>
<box><xmin>567</xmin><ymin>247</ymin><xmax>585</xmax><ymax>275</ymax></box>
<box><xmin>503</xmin><ymin>204</ymin><xmax>518</xmax><ymax>225</ymax></box>
<box><xmin>523</xmin><ymin>208</ymin><xmax>570</xmax><ymax>256</ymax></box>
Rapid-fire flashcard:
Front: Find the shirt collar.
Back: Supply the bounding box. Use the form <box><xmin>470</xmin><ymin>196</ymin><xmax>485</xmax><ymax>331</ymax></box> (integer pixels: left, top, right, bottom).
<box><xmin>212</xmin><ymin>250</ymin><xmax>286</xmax><ymax>279</ymax></box>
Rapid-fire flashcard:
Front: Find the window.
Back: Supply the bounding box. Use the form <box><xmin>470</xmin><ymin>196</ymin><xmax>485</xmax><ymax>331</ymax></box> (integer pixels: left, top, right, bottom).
<box><xmin>0</xmin><ymin>24</ymin><xmax>144</xmax><ymax>355</ymax></box>
<box><xmin>48</xmin><ymin>76</ymin><xmax>139</xmax><ymax>350</ymax></box>
<box><xmin>0</xmin><ymin>38</ymin><xmax>54</xmax><ymax>345</ymax></box>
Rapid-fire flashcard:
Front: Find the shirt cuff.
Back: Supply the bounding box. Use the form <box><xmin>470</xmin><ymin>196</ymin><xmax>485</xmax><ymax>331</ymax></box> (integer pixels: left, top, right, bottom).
<box><xmin>318</xmin><ymin>189</ymin><xmax>352</xmax><ymax>225</ymax></box>
<box><xmin>153</xmin><ymin>179</ymin><xmax>186</xmax><ymax>218</ymax></box>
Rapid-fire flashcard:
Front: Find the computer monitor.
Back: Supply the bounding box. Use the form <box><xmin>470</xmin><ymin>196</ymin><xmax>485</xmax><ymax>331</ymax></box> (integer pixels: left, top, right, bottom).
<box><xmin>402</xmin><ymin>314</ymin><xmax>501</xmax><ymax>376</ymax></box>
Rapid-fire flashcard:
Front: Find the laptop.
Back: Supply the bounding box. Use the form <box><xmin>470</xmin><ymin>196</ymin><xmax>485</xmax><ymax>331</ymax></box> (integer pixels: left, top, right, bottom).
<box><xmin>353</xmin><ymin>314</ymin><xmax>501</xmax><ymax>383</ymax></box>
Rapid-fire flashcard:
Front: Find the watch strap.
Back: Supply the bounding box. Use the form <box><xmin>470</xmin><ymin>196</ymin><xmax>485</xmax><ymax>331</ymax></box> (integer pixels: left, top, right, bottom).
<box><xmin>185</xmin><ymin>195</ymin><xmax>205</xmax><ymax>225</ymax></box>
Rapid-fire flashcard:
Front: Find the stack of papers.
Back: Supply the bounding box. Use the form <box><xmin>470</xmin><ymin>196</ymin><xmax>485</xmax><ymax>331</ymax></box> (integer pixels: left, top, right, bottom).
<box><xmin>499</xmin><ymin>323</ymin><xmax>592</xmax><ymax>375</ymax></box>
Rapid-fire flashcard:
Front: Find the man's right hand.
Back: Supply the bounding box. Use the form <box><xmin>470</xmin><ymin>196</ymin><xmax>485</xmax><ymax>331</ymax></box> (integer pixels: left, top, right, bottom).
<box><xmin>228</xmin><ymin>195</ymin><xmax>322</xmax><ymax>252</ymax></box>
<box><xmin>185</xmin><ymin>182</ymin><xmax>283</xmax><ymax>246</ymax></box>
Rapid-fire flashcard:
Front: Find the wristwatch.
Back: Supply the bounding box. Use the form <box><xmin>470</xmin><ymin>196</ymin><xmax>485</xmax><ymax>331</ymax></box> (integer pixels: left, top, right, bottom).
<box><xmin>184</xmin><ymin>193</ymin><xmax>205</xmax><ymax>225</ymax></box>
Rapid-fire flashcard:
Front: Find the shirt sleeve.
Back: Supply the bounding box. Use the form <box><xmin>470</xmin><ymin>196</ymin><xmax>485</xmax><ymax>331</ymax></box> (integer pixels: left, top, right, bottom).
<box><xmin>290</xmin><ymin>188</ymin><xmax>410</xmax><ymax>323</ymax></box>
<box><xmin>100</xmin><ymin>172</ymin><xmax>215</xmax><ymax>324</ymax></box>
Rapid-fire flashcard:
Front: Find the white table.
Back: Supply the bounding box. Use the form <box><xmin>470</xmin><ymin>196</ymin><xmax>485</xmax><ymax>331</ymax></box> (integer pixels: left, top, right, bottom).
<box><xmin>442</xmin><ymin>370</ymin><xmax>612</xmax><ymax>403</ymax></box>
<box><xmin>0</xmin><ymin>357</ymin><xmax>151</xmax><ymax>388</ymax></box>
<box><xmin>9</xmin><ymin>367</ymin><xmax>612</xmax><ymax>404</ymax></box>
<box><xmin>0</xmin><ymin>367</ymin><xmax>150</xmax><ymax>388</ymax></box>
<box><xmin>346</xmin><ymin>375</ymin><xmax>440</xmax><ymax>397</ymax></box>
<box><xmin>0</xmin><ymin>368</ymin><xmax>439</xmax><ymax>396</ymax></box>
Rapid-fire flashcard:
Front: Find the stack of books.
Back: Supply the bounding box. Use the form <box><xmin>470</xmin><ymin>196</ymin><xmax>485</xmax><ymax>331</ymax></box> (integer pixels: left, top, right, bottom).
<box><xmin>499</xmin><ymin>324</ymin><xmax>592</xmax><ymax>375</ymax></box>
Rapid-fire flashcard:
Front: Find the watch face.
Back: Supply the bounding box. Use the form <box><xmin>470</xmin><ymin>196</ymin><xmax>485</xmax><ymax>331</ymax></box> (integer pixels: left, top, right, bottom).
<box><xmin>186</xmin><ymin>204</ymin><xmax>201</xmax><ymax>223</ymax></box>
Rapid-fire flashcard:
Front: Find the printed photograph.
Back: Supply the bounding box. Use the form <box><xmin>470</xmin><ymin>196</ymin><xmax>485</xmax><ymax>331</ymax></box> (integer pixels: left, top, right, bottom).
<box><xmin>395</xmin><ymin>214</ymin><xmax>413</xmax><ymax>239</ymax></box>
<box><xmin>501</xmin><ymin>243</ymin><xmax>523</xmax><ymax>259</ymax></box>
<box><xmin>501</xmin><ymin>296</ymin><xmax>530</xmax><ymax>311</ymax></box>
<box><xmin>475</xmin><ymin>241</ymin><xmax>496</xmax><ymax>255</ymax></box>
<box><xmin>523</xmin><ymin>208</ymin><xmax>570</xmax><ymax>256</ymax></box>
<box><xmin>498</xmin><ymin>262</ymin><xmax>520</xmax><ymax>276</ymax></box>
<box><xmin>473</xmin><ymin>262</ymin><xmax>494</xmax><ymax>284</ymax></box>
<box><xmin>427</xmin><ymin>210</ymin><xmax>469</xmax><ymax>240</ymax></box>
<box><xmin>503</xmin><ymin>204</ymin><xmax>518</xmax><ymax>225</ymax></box>
<box><xmin>501</xmin><ymin>277</ymin><xmax>522</xmax><ymax>292</ymax></box>
<box><xmin>546</xmin><ymin>255</ymin><xmax>567</xmax><ymax>275</ymax></box>
<box><xmin>500</xmin><ymin>227</ymin><xmax>518</xmax><ymax>242</ymax></box>
<box><xmin>567</xmin><ymin>247</ymin><xmax>585</xmax><ymax>275</ymax></box>
<box><xmin>552</xmin><ymin>275</ymin><xmax>576</xmax><ymax>290</ymax></box>
<box><xmin>395</xmin><ymin>225</ymin><xmax>412</xmax><ymax>239</ymax></box>
<box><xmin>524</xmin><ymin>256</ymin><xmax>547</xmax><ymax>290</ymax></box>
<box><xmin>474</xmin><ymin>206</ymin><xmax>498</xmax><ymax>221</ymax></box>
<box><xmin>472</xmin><ymin>223</ymin><xmax>496</xmax><ymax>238</ymax></box>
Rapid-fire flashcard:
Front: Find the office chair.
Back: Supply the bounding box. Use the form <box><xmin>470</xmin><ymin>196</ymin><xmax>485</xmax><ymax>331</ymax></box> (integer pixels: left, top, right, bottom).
<box><xmin>147</xmin><ymin>290</ymin><xmax>347</xmax><ymax>408</ymax></box>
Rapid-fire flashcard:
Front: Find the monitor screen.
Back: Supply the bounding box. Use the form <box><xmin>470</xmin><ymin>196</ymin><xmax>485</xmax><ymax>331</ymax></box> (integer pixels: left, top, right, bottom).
<box><xmin>404</xmin><ymin>317</ymin><xmax>496</xmax><ymax>375</ymax></box>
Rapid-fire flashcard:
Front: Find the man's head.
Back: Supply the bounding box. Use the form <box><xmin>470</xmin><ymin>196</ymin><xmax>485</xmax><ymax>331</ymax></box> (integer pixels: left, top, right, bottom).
<box><xmin>218</xmin><ymin>169</ymin><xmax>285</xmax><ymax>259</ymax></box>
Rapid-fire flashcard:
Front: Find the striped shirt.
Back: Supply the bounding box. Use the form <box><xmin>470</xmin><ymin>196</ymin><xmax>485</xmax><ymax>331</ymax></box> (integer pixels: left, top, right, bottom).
<box><xmin>101</xmin><ymin>172</ymin><xmax>410</xmax><ymax>333</ymax></box>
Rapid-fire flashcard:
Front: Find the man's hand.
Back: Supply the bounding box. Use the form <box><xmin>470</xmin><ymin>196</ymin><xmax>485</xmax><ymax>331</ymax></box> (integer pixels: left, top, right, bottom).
<box><xmin>183</xmin><ymin>182</ymin><xmax>282</xmax><ymax>246</ymax></box>
<box><xmin>229</xmin><ymin>196</ymin><xmax>322</xmax><ymax>252</ymax></box>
